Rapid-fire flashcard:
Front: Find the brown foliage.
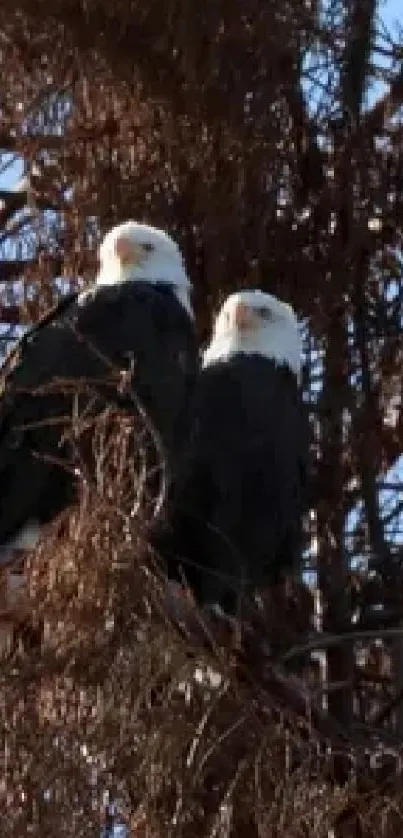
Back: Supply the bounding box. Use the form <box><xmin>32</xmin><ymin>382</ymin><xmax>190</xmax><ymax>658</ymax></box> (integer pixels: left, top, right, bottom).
<box><xmin>0</xmin><ymin>0</ymin><xmax>402</xmax><ymax>834</ymax></box>
<box><xmin>0</xmin><ymin>412</ymin><xmax>401</xmax><ymax>837</ymax></box>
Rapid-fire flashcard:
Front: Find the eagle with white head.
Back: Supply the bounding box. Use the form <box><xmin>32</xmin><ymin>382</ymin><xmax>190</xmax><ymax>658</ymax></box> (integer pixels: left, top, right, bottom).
<box><xmin>95</xmin><ymin>221</ymin><xmax>193</xmax><ymax>317</ymax></box>
<box><xmin>159</xmin><ymin>289</ymin><xmax>308</xmax><ymax>618</ymax></box>
<box><xmin>203</xmin><ymin>289</ymin><xmax>302</xmax><ymax>377</ymax></box>
<box><xmin>0</xmin><ymin>220</ymin><xmax>199</xmax><ymax>568</ymax></box>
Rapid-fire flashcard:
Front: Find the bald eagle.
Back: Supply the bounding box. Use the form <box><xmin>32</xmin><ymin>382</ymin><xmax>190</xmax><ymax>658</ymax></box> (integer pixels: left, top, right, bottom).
<box><xmin>0</xmin><ymin>220</ymin><xmax>199</xmax><ymax>563</ymax></box>
<box><xmin>158</xmin><ymin>289</ymin><xmax>308</xmax><ymax>618</ymax></box>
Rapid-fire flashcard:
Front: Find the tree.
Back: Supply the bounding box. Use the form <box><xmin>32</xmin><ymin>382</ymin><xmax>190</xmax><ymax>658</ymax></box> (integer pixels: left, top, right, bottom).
<box><xmin>0</xmin><ymin>0</ymin><xmax>402</xmax><ymax>835</ymax></box>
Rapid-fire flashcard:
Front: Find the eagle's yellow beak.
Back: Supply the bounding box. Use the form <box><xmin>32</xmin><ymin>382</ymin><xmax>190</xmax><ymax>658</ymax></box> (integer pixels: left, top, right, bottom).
<box><xmin>114</xmin><ymin>235</ymin><xmax>144</xmax><ymax>267</ymax></box>
<box><xmin>233</xmin><ymin>301</ymin><xmax>255</xmax><ymax>331</ymax></box>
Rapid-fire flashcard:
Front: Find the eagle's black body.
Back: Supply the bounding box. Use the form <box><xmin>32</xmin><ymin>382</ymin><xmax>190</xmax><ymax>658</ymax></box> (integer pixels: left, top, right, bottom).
<box><xmin>0</xmin><ymin>280</ymin><xmax>198</xmax><ymax>549</ymax></box>
<box><xmin>157</xmin><ymin>353</ymin><xmax>309</xmax><ymax>616</ymax></box>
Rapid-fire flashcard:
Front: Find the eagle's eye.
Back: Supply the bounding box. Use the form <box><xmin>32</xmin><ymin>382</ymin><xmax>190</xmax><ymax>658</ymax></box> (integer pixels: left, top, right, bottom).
<box><xmin>257</xmin><ymin>307</ymin><xmax>272</xmax><ymax>320</ymax></box>
<box><xmin>142</xmin><ymin>242</ymin><xmax>154</xmax><ymax>253</ymax></box>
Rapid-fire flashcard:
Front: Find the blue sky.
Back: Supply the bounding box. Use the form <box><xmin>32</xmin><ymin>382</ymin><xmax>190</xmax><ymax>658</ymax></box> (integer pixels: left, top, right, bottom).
<box><xmin>380</xmin><ymin>0</ymin><xmax>401</xmax><ymax>34</ymax></box>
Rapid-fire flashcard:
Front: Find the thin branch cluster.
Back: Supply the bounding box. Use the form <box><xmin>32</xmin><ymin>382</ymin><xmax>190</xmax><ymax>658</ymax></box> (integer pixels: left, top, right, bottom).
<box><xmin>0</xmin><ymin>0</ymin><xmax>402</xmax><ymax>835</ymax></box>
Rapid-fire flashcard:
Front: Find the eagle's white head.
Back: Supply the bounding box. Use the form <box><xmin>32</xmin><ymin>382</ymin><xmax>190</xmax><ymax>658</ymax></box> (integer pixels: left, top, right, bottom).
<box><xmin>96</xmin><ymin>221</ymin><xmax>193</xmax><ymax>317</ymax></box>
<box><xmin>203</xmin><ymin>289</ymin><xmax>302</xmax><ymax>380</ymax></box>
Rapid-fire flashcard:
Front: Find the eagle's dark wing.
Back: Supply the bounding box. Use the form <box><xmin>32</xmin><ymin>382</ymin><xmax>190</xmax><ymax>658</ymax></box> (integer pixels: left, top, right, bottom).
<box><xmin>0</xmin><ymin>281</ymin><xmax>199</xmax><ymax>547</ymax></box>
<box><xmin>0</xmin><ymin>293</ymin><xmax>85</xmax><ymax>546</ymax></box>
<box><xmin>158</xmin><ymin>355</ymin><xmax>307</xmax><ymax>614</ymax></box>
<box><xmin>72</xmin><ymin>282</ymin><xmax>199</xmax><ymax>471</ymax></box>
